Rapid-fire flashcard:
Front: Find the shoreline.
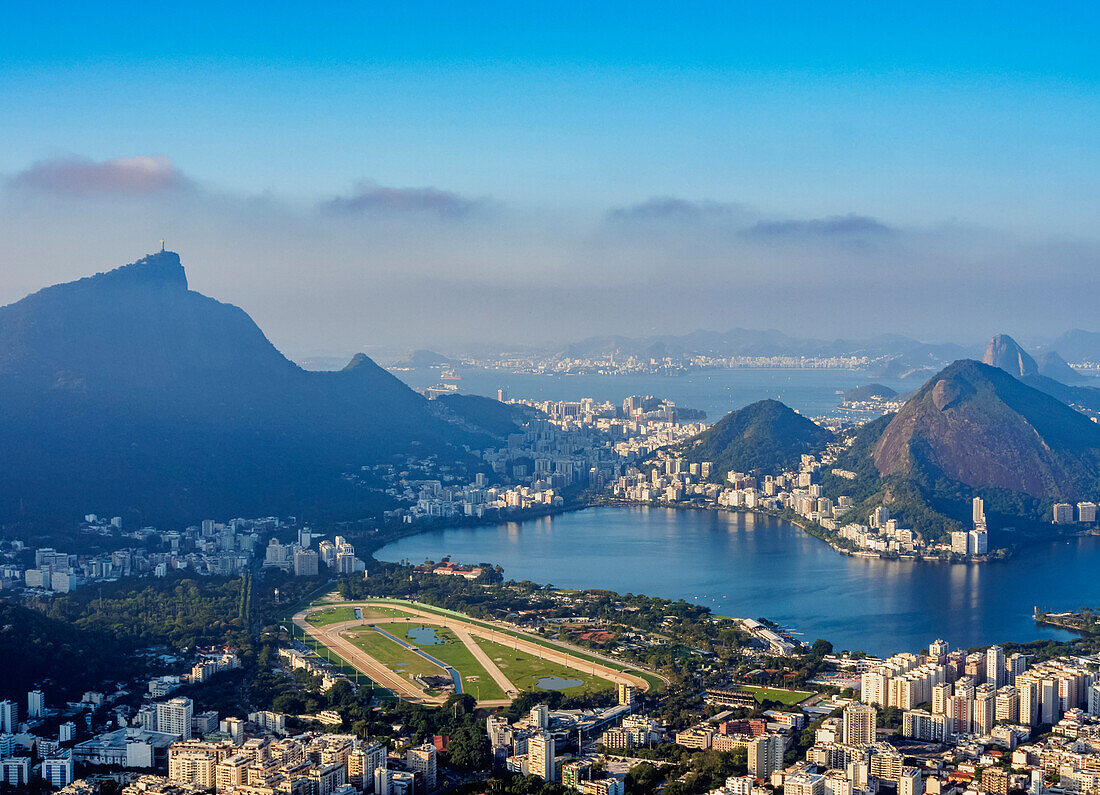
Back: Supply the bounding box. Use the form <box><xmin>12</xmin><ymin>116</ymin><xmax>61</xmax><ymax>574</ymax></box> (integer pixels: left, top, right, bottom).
<box><xmin>370</xmin><ymin>495</ymin><xmax>1100</xmax><ymax>570</ymax></box>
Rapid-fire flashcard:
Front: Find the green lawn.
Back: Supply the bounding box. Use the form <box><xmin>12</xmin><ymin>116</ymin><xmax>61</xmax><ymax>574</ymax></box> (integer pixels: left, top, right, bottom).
<box><xmin>740</xmin><ymin>685</ymin><xmax>813</xmax><ymax>705</ymax></box>
<box><xmin>472</xmin><ymin>636</ymin><xmax>614</xmax><ymax>695</ymax></box>
<box><xmin>335</xmin><ymin>598</ymin><xmax>667</xmax><ymax>692</ymax></box>
<box><xmin>306</xmin><ymin>605</ymin><xmax>406</xmax><ymax>626</ymax></box>
<box><xmin>306</xmin><ymin>606</ymin><xmax>359</xmax><ymax>626</ymax></box>
<box><xmin>380</xmin><ymin>623</ymin><xmax>507</xmax><ymax>701</ymax></box>
<box><xmin>342</xmin><ymin>628</ymin><xmax>447</xmax><ymax>680</ymax></box>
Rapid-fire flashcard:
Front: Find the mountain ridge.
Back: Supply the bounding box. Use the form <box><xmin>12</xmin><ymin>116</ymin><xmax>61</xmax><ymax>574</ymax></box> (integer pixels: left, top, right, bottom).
<box><xmin>0</xmin><ymin>251</ymin><xmax>518</xmax><ymax>525</ymax></box>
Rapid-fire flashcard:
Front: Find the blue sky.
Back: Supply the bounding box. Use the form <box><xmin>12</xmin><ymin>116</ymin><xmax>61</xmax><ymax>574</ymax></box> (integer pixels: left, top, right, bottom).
<box><xmin>1</xmin><ymin>2</ymin><xmax>1098</xmax><ymax>351</ymax></box>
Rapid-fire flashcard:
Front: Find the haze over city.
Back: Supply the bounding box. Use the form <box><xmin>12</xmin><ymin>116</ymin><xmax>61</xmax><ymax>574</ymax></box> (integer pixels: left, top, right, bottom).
<box><xmin>2</xmin><ymin>2</ymin><xmax>1099</xmax><ymax>355</ymax></box>
<box><xmin>10</xmin><ymin>6</ymin><xmax>1100</xmax><ymax>795</ymax></box>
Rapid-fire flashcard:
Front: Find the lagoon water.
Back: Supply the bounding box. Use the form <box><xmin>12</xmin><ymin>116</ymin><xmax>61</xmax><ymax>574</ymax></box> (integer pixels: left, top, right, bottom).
<box><xmin>378</xmin><ymin>506</ymin><xmax>1098</xmax><ymax>656</ymax></box>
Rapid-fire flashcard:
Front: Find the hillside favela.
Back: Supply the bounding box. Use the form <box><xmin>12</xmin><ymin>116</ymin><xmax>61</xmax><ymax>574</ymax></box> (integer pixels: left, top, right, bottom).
<box><xmin>4</xmin><ymin>6</ymin><xmax>1100</xmax><ymax>795</ymax></box>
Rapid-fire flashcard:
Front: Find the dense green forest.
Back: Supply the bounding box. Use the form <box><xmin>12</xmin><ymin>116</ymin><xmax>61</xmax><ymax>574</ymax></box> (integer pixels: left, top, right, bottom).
<box><xmin>0</xmin><ymin>600</ymin><xmax>133</xmax><ymax>700</ymax></box>
<box><xmin>35</xmin><ymin>571</ymin><xmax>255</xmax><ymax>651</ymax></box>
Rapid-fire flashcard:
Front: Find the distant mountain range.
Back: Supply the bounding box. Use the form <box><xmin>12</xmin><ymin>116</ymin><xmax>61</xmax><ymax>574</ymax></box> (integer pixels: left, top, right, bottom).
<box><xmin>561</xmin><ymin>328</ymin><xmax>973</xmax><ymax>373</ymax></box>
<box><xmin>1045</xmin><ymin>329</ymin><xmax>1100</xmax><ymax>364</ymax></box>
<box><xmin>553</xmin><ymin>327</ymin><xmax>1100</xmax><ymax>383</ymax></box>
<box><xmin>0</xmin><ymin>251</ymin><xmax>521</xmax><ymax>526</ymax></box>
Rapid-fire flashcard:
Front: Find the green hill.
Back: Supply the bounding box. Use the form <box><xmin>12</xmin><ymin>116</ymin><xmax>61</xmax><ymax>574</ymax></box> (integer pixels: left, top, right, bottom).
<box><xmin>679</xmin><ymin>399</ymin><xmax>831</xmax><ymax>476</ymax></box>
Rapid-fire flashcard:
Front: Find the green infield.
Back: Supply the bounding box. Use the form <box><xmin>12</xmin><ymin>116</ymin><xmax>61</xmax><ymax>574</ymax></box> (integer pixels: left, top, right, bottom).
<box><xmin>380</xmin><ymin>624</ymin><xmax>508</xmax><ymax>701</ymax></box>
<box><xmin>306</xmin><ymin>605</ymin><xmax>407</xmax><ymax>626</ymax></box>
<box><xmin>472</xmin><ymin>636</ymin><xmax>614</xmax><ymax>695</ymax></box>
<box><xmin>339</xmin><ymin>598</ymin><xmax>667</xmax><ymax>692</ymax></box>
<box><xmin>342</xmin><ymin>628</ymin><xmax>446</xmax><ymax>680</ymax></box>
<box><xmin>740</xmin><ymin>685</ymin><xmax>813</xmax><ymax>705</ymax></box>
<box><xmin>306</xmin><ymin>606</ymin><xmax>359</xmax><ymax>626</ymax></box>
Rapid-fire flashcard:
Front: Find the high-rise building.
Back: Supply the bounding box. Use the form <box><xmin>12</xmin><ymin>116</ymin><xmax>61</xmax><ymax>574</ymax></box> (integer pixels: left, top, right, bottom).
<box><xmin>528</xmin><ymin>732</ymin><xmax>555</xmax><ymax>783</ymax></box>
<box><xmin>748</xmin><ymin>734</ymin><xmax>783</xmax><ymax>778</ymax></box>
<box><xmin>1016</xmin><ymin>676</ymin><xmax>1040</xmax><ymax>726</ymax></box>
<box><xmin>1053</xmin><ymin>503</ymin><xmax>1075</xmax><ymax>524</ymax></box>
<box><xmin>947</xmin><ymin>694</ymin><xmax>972</xmax><ymax>736</ymax></box>
<box><xmin>1006</xmin><ymin>653</ymin><xmax>1028</xmax><ymax>686</ymax></box>
<box><xmin>294</xmin><ymin>549</ymin><xmax>319</xmax><ymax>576</ymax></box>
<box><xmin>1</xmin><ymin>758</ymin><xmax>30</xmax><ymax>787</ymax></box>
<box><xmin>986</xmin><ymin>646</ymin><xmax>1005</xmax><ymax>688</ymax></box>
<box><xmin>900</xmin><ymin>768</ymin><xmax>923</xmax><ymax>795</ymax></box>
<box><xmin>902</xmin><ymin>710</ymin><xmax>946</xmax><ymax>742</ymax></box>
<box><xmin>0</xmin><ymin>701</ymin><xmax>18</xmax><ymax>733</ymax></box>
<box><xmin>156</xmin><ymin>697</ymin><xmax>194</xmax><ymax>740</ymax></box>
<box><xmin>1077</xmin><ymin>502</ymin><xmax>1097</xmax><ymax>523</ymax></box>
<box><xmin>618</xmin><ymin>683</ymin><xmax>636</xmax><ymax>707</ymax></box>
<box><xmin>349</xmin><ymin>742</ymin><xmax>387</xmax><ymax>790</ymax></box>
<box><xmin>215</xmin><ymin>755</ymin><xmax>251</xmax><ymax>790</ymax></box>
<box><xmin>932</xmin><ymin>682</ymin><xmax>952</xmax><ymax>715</ymax></box>
<box><xmin>1088</xmin><ymin>684</ymin><xmax>1100</xmax><ymax>717</ymax></box>
<box><xmin>842</xmin><ymin>704</ymin><xmax>876</xmax><ymax>748</ymax></box>
<box><xmin>860</xmin><ymin>671</ymin><xmax>889</xmax><ymax>707</ymax></box>
<box><xmin>972</xmin><ymin>497</ymin><xmax>986</xmax><ymax>526</ymax></box>
<box><xmin>27</xmin><ymin>690</ymin><xmax>45</xmax><ymax>718</ymax></box>
<box><xmin>928</xmin><ymin>639</ymin><xmax>949</xmax><ymax>659</ymax></box>
<box><xmin>786</xmin><ymin>772</ymin><xmax>825</xmax><ymax>795</ymax></box>
<box><xmin>42</xmin><ymin>754</ymin><xmax>74</xmax><ymax>788</ymax></box>
<box><xmin>995</xmin><ymin>686</ymin><xmax>1019</xmax><ymax>724</ymax></box>
<box><xmin>973</xmin><ymin>684</ymin><xmax>996</xmax><ymax>735</ymax></box>
<box><xmin>530</xmin><ymin>704</ymin><xmax>549</xmax><ymax>729</ymax></box>
<box><xmin>407</xmin><ymin>743</ymin><xmax>438</xmax><ymax>791</ymax></box>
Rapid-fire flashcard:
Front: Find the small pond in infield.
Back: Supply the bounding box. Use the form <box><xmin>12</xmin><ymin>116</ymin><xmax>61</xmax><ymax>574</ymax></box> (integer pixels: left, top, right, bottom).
<box><xmin>536</xmin><ymin>676</ymin><xmax>583</xmax><ymax>690</ymax></box>
<box><xmin>406</xmin><ymin>627</ymin><xmax>444</xmax><ymax>645</ymax></box>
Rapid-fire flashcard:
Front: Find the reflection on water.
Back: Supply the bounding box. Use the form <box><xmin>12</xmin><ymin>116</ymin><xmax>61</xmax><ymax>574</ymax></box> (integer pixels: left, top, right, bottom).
<box><xmin>379</xmin><ymin>506</ymin><xmax>1096</xmax><ymax>656</ymax></box>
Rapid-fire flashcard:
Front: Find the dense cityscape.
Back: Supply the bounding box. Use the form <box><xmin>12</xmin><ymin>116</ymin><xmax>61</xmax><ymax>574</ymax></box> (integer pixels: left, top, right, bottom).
<box><xmin>5</xmin><ymin>7</ymin><xmax>1100</xmax><ymax>795</ymax></box>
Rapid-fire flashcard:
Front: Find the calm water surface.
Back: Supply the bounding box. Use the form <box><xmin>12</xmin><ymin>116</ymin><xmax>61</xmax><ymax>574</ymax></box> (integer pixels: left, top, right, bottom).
<box><xmin>378</xmin><ymin>507</ymin><xmax>1095</xmax><ymax>656</ymax></box>
<box><xmin>392</xmin><ymin>367</ymin><xmax>912</xmax><ymax>420</ymax></box>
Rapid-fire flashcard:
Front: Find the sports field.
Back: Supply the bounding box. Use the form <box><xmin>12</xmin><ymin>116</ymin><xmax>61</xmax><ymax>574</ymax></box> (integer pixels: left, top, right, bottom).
<box><xmin>739</xmin><ymin>685</ymin><xmax>813</xmax><ymax>705</ymax></box>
